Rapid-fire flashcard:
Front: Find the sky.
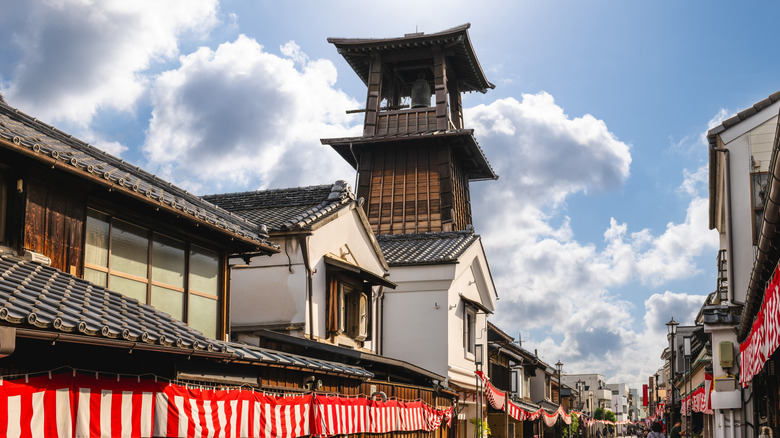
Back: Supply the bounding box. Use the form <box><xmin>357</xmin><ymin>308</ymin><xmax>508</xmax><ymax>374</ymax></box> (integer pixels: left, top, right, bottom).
<box><xmin>1</xmin><ymin>0</ymin><xmax>777</xmax><ymax>390</ymax></box>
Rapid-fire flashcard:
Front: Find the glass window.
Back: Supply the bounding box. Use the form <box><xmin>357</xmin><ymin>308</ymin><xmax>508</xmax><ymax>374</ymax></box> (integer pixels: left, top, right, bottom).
<box><xmin>152</xmin><ymin>234</ymin><xmax>185</xmax><ymax>288</ymax></box>
<box><xmin>151</xmin><ymin>285</ymin><xmax>183</xmax><ymax>320</ymax></box>
<box><xmin>85</xmin><ymin>210</ymin><xmax>109</xmax><ymax>268</ymax></box>
<box><xmin>752</xmin><ymin>172</ymin><xmax>769</xmax><ymax>244</ymax></box>
<box><xmin>189</xmin><ymin>245</ymin><xmax>218</xmax><ymax>296</ymax></box>
<box><xmin>188</xmin><ymin>294</ymin><xmax>218</xmax><ymax>339</ymax></box>
<box><xmin>110</xmin><ymin>219</ymin><xmax>148</xmax><ymax>278</ymax></box>
<box><xmin>82</xmin><ymin>209</ymin><xmax>222</xmax><ymax>339</ymax></box>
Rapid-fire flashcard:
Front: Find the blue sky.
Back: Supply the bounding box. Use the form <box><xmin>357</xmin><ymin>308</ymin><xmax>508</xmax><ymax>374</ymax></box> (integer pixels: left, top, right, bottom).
<box><xmin>0</xmin><ymin>0</ymin><xmax>776</xmax><ymax>388</ymax></box>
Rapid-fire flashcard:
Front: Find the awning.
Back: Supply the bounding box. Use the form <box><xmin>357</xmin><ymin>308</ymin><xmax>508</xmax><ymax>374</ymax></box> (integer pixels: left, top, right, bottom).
<box><xmin>459</xmin><ymin>293</ymin><xmax>493</xmax><ymax>314</ymax></box>
<box><xmin>323</xmin><ymin>255</ymin><xmax>396</xmax><ymax>288</ymax></box>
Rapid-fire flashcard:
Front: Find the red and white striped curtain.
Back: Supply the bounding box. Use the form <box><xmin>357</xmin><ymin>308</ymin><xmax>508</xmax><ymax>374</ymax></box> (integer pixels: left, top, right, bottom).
<box><xmin>475</xmin><ymin>371</ymin><xmax>570</xmax><ymax>425</ymax></box>
<box><xmin>0</xmin><ymin>371</ymin><xmax>453</xmax><ymax>438</ymax></box>
<box><xmin>740</xmin><ymin>263</ymin><xmax>780</xmax><ymax>387</ymax></box>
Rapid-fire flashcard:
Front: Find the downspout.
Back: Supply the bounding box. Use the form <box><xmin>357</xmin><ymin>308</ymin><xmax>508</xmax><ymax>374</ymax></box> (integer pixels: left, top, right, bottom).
<box><xmin>298</xmin><ymin>235</ymin><xmax>314</xmax><ymax>340</ymax></box>
<box><xmin>376</xmin><ymin>285</ymin><xmax>385</xmax><ymax>355</ymax></box>
<box><xmin>710</xmin><ymin>140</ymin><xmax>737</xmax><ymax>305</ymax></box>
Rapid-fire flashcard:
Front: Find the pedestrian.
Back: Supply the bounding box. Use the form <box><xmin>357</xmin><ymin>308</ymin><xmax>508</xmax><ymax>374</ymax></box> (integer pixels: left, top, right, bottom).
<box><xmin>597</xmin><ymin>428</ymin><xmax>603</xmax><ymax>438</ymax></box>
<box><xmin>669</xmin><ymin>420</ymin><xmax>681</xmax><ymax>438</ymax></box>
<box><xmin>647</xmin><ymin>422</ymin><xmax>665</xmax><ymax>438</ymax></box>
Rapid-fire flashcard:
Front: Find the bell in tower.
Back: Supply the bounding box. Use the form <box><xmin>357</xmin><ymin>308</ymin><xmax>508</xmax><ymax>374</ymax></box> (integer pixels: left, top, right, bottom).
<box><xmin>322</xmin><ymin>24</ymin><xmax>497</xmax><ymax>236</ymax></box>
<box><xmin>410</xmin><ymin>72</ymin><xmax>431</xmax><ymax>108</ymax></box>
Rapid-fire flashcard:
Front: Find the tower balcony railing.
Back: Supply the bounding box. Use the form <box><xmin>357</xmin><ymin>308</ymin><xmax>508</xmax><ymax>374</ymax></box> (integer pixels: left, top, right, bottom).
<box><xmin>374</xmin><ymin>107</ymin><xmax>439</xmax><ymax>136</ymax></box>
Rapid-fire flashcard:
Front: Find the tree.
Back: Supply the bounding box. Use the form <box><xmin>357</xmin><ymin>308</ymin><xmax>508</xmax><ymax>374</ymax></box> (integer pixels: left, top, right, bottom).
<box><xmin>564</xmin><ymin>413</ymin><xmax>580</xmax><ymax>438</ymax></box>
<box><xmin>605</xmin><ymin>410</ymin><xmax>616</xmax><ymax>423</ymax></box>
<box><xmin>594</xmin><ymin>407</ymin><xmax>604</xmax><ymax>420</ymax></box>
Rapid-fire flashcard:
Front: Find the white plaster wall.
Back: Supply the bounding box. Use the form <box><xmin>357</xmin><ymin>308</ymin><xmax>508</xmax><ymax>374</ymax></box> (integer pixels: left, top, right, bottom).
<box><xmin>228</xmin><ymin>205</ymin><xmax>388</xmax><ymax>349</ymax></box>
<box><xmin>382</xmin><ymin>264</ymin><xmax>451</xmax><ymax>377</ymax></box>
<box><xmin>721</xmin><ymin>111</ymin><xmax>778</xmax><ymax>303</ymax></box>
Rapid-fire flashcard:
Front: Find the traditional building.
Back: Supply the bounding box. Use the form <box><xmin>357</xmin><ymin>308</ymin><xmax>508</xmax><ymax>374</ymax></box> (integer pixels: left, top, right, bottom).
<box><xmin>706</xmin><ymin>92</ymin><xmax>780</xmax><ymax>438</ymax></box>
<box><xmin>0</xmin><ymin>93</ymin><xmax>456</xmax><ymax>436</ymax></box>
<box><xmin>321</xmin><ymin>23</ymin><xmax>500</xmax><ymax>438</ymax></box>
<box><xmin>727</xmin><ymin>93</ymin><xmax>780</xmax><ymax>437</ymax></box>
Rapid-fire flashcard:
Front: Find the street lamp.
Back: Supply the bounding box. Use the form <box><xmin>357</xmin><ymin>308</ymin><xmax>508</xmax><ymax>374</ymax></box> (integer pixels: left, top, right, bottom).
<box><xmin>556</xmin><ymin>360</ymin><xmax>563</xmax><ymax>406</ymax></box>
<box><xmin>666</xmin><ymin>317</ymin><xmax>678</xmax><ymax>426</ymax></box>
<box><xmin>653</xmin><ymin>372</ymin><xmax>659</xmax><ymax>421</ymax></box>
<box><xmin>576</xmin><ymin>380</ymin><xmax>585</xmax><ymax>411</ymax></box>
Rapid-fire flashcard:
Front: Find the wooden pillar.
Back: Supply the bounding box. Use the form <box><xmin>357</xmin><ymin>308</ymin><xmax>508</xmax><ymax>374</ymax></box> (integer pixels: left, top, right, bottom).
<box><xmin>433</xmin><ymin>46</ymin><xmax>449</xmax><ymax>131</ymax></box>
<box><xmin>364</xmin><ymin>53</ymin><xmax>382</xmax><ymax>136</ymax></box>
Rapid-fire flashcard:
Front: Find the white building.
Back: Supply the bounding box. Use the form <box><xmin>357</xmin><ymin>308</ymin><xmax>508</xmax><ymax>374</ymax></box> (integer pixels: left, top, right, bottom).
<box><xmin>705</xmin><ymin>92</ymin><xmax>780</xmax><ymax>438</ymax></box>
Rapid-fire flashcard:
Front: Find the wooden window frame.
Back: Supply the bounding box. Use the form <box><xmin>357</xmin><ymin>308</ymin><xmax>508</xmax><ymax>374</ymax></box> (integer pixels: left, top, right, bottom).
<box><xmin>83</xmin><ymin>207</ymin><xmax>222</xmax><ymax>337</ymax></box>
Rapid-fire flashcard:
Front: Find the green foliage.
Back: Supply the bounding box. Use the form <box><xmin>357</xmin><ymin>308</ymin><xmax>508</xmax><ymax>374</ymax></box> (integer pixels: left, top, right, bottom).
<box><xmin>604</xmin><ymin>410</ymin><xmax>616</xmax><ymax>423</ymax></box>
<box><xmin>594</xmin><ymin>407</ymin><xmax>604</xmax><ymax>420</ymax></box>
<box><xmin>470</xmin><ymin>418</ymin><xmax>491</xmax><ymax>437</ymax></box>
<box><xmin>564</xmin><ymin>413</ymin><xmax>580</xmax><ymax>437</ymax></box>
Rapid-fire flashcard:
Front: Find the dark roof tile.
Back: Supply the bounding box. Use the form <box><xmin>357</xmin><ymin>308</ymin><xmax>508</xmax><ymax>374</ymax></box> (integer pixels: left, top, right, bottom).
<box><xmin>204</xmin><ymin>181</ymin><xmax>354</xmax><ymax>232</ymax></box>
<box><xmin>0</xmin><ymin>253</ymin><xmax>372</xmax><ymax>377</ymax></box>
<box><xmin>0</xmin><ymin>100</ymin><xmax>273</xmax><ymax>248</ymax></box>
<box><xmin>377</xmin><ymin>229</ymin><xmax>479</xmax><ymax>266</ymax></box>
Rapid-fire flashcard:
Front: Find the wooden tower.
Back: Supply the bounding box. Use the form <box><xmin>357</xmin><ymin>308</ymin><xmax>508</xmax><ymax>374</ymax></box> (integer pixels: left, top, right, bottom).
<box><xmin>321</xmin><ymin>24</ymin><xmax>497</xmax><ymax>235</ymax></box>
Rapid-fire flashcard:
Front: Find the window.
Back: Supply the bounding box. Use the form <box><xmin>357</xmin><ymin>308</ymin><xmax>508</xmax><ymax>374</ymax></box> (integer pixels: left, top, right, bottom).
<box><xmin>752</xmin><ymin>172</ymin><xmax>768</xmax><ymax>244</ymax></box>
<box><xmin>83</xmin><ymin>208</ymin><xmax>221</xmax><ymax>338</ymax></box>
<box><xmin>464</xmin><ymin>305</ymin><xmax>476</xmax><ymax>356</ymax></box>
<box><xmin>327</xmin><ymin>272</ymin><xmax>370</xmax><ymax>342</ymax></box>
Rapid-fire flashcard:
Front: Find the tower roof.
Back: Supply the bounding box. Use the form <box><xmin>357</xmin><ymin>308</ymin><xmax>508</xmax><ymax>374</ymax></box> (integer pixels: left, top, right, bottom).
<box><xmin>328</xmin><ymin>23</ymin><xmax>494</xmax><ymax>94</ymax></box>
<box><xmin>321</xmin><ymin>129</ymin><xmax>497</xmax><ymax>181</ymax></box>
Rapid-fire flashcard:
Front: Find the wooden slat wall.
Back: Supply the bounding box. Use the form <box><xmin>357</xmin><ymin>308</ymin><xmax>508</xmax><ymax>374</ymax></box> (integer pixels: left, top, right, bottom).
<box><xmin>358</xmin><ymin>145</ymin><xmax>444</xmax><ymax>235</ymax></box>
<box><xmin>449</xmin><ymin>154</ymin><xmax>472</xmax><ymax>231</ymax></box>
<box><xmin>24</xmin><ymin>179</ymin><xmax>84</xmax><ymax>276</ymax></box>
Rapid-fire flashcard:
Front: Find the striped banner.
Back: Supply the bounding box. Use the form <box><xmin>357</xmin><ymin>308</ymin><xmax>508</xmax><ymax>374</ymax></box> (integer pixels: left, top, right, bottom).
<box><xmin>0</xmin><ymin>372</ymin><xmax>452</xmax><ymax>438</ymax></box>
<box><xmin>475</xmin><ymin>371</ymin><xmax>570</xmax><ymax>425</ymax></box>
<box><xmin>740</xmin><ymin>263</ymin><xmax>780</xmax><ymax>387</ymax></box>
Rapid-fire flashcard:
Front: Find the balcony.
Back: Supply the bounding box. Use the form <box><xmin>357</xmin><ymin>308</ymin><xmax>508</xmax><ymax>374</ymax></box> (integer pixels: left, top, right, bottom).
<box><xmin>374</xmin><ymin>107</ymin><xmax>439</xmax><ymax>136</ymax></box>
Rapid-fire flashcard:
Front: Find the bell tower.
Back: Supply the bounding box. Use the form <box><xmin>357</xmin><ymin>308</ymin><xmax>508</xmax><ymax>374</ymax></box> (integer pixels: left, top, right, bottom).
<box><xmin>321</xmin><ymin>24</ymin><xmax>497</xmax><ymax>235</ymax></box>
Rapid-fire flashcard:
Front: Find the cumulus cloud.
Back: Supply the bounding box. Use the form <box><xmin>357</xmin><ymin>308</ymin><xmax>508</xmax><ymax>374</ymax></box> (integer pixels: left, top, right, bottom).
<box><xmin>1</xmin><ymin>0</ymin><xmax>219</xmax><ymax>125</ymax></box>
<box><xmin>143</xmin><ymin>35</ymin><xmax>360</xmax><ymax>192</ymax></box>
<box><xmin>468</xmin><ymin>94</ymin><xmax>717</xmax><ymax>380</ymax></box>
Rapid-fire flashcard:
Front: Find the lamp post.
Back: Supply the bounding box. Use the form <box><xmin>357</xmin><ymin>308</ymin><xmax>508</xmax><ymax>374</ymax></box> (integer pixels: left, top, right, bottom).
<box><xmin>666</xmin><ymin>317</ymin><xmax>678</xmax><ymax>428</ymax></box>
<box><xmin>556</xmin><ymin>361</ymin><xmax>563</xmax><ymax>406</ymax></box>
<box><xmin>683</xmin><ymin>336</ymin><xmax>691</xmax><ymax>437</ymax></box>
<box><xmin>654</xmin><ymin>372</ymin><xmax>659</xmax><ymax>422</ymax></box>
<box><xmin>576</xmin><ymin>380</ymin><xmax>585</xmax><ymax>411</ymax></box>
<box><xmin>475</xmin><ymin>344</ymin><xmax>484</xmax><ymax>438</ymax></box>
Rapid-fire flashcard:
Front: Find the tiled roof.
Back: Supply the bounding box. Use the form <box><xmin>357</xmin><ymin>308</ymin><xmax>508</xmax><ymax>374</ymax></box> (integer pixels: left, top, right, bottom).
<box><xmin>321</xmin><ymin>129</ymin><xmax>497</xmax><ymax>181</ymax></box>
<box><xmin>0</xmin><ymin>99</ymin><xmax>274</xmax><ymax>249</ymax></box>
<box><xmin>377</xmin><ymin>229</ymin><xmax>479</xmax><ymax>266</ymax></box>
<box><xmin>707</xmin><ymin>91</ymin><xmax>780</xmax><ymax>137</ymax></box>
<box><xmin>0</xmin><ymin>252</ymin><xmax>372</xmax><ymax>378</ymax></box>
<box><xmin>203</xmin><ymin>181</ymin><xmax>355</xmax><ymax>232</ymax></box>
<box><xmin>328</xmin><ymin>24</ymin><xmax>494</xmax><ymax>94</ymax></box>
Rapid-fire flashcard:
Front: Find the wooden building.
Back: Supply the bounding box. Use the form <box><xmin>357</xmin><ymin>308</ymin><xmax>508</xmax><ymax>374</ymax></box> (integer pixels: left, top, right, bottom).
<box><xmin>321</xmin><ymin>23</ymin><xmax>497</xmax><ymax>236</ymax></box>
<box><xmin>0</xmin><ymin>95</ymin><xmax>455</xmax><ymax>436</ymax></box>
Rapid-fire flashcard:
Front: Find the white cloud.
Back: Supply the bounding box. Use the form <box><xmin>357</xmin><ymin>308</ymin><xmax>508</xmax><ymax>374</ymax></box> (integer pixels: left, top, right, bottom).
<box><xmin>467</xmin><ymin>94</ymin><xmax>717</xmax><ymax>380</ymax></box>
<box><xmin>143</xmin><ymin>35</ymin><xmax>360</xmax><ymax>193</ymax></box>
<box><xmin>1</xmin><ymin>0</ymin><xmax>219</xmax><ymax>125</ymax></box>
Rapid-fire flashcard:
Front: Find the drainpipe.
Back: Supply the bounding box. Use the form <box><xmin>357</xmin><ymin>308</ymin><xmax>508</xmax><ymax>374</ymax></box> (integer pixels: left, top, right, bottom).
<box><xmin>376</xmin><ymin>285</ymin><xmax>385</xmax><ymax>355</ymax></box>
<box><xmin>710</xmin><ymin>140</ymin><xmax>737</xmax><ymax>305</ymax></box>
<box><xmin>298</xmin><ymin>235</ymin><xmax>314</xmax><ymax>340</ymax></box>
